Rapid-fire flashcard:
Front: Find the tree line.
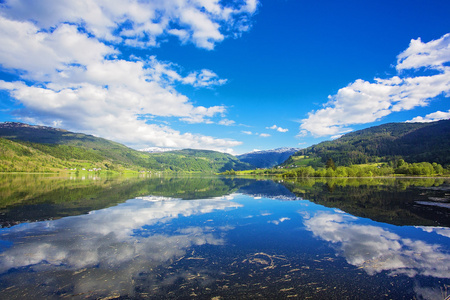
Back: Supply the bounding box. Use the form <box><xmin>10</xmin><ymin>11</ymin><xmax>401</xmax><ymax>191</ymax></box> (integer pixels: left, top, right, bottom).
<box><xmin>279</xmin><ymin>159</ymin><xmax>449</xmax><ymax>178</ymax></box>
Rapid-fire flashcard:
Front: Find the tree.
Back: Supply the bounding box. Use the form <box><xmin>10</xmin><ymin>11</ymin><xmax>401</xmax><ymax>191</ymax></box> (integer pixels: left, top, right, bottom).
<box><xmin>326</xmin><ymin>158</ymin><xmax>336</xmax><ymax>170</ymax></box>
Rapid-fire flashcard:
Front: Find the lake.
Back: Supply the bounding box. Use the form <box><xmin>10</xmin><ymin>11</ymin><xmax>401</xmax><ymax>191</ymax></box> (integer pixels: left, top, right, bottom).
<box><xmin>0</xmin><ymin>174</ymin><xmax>449</xmax><ymax>299</ymax></box>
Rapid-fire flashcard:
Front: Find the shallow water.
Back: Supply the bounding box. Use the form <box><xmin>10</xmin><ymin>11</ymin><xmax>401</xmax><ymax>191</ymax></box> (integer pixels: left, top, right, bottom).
<box><xmin>0</xmin><ymin>175</ymin><xmax>449</xmax><ymax>299</ymax></box>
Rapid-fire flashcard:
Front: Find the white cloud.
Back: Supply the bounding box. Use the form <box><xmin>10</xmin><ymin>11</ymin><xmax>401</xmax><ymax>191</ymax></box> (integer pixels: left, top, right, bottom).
<box><xmin>0</xmin><ymin>0</ymin><xmax>259</xmax><ymax>50</ymax></box>
<box><xmin>0</xmin><ymin>79</ymin><xmax>241</xmax><ymax>152</ymax></box>
<box><xmin>219</xmin><ymin>119</ymin><xmax>235</xmax><ymax>126</ymax></box>
<box><xmin>147</xmin><ymin>58</ymin><xmax>227</xmax><ymax>88</ymax></box>
<box><xmin>241</xmin><ymin>131</ymin><xmax>270</xmax><ymax>137</ymax></box>
<box><xmin>396</xmin><ymin>33</ymin><xmax>450</xmax><ymax>71</ymax></box>
<box><xmin>266</xmin><ymin>124</ymin><xmax>289</xmax><ymax>132</ymax></box>
<box><xmin>0</xmin><ymin>17</ymin><xmax>117</xmax><ymax>82</ymax></box>
<box><xmin>0</xmin><ymin>1</ymin><xmax>259</xmax><ymax>152</ymax></box>
<box><xmin>330</xmin><ymin>134</ymin><xmax>343</xmax><ymax>139</ymax></box>
<box><xmin>182</xmin><ymin>69</ymin><xmax>228</xmax><ymax>88</ymax></box>
<box><xmin>406</xmin><ymin>109</ymin><xmax>450</xmax><ymax>123</ymax></box>
<box><xmin>300</xmin><ymin>33</ymin><xmax>450</xmax><ymax>137</ymax></box>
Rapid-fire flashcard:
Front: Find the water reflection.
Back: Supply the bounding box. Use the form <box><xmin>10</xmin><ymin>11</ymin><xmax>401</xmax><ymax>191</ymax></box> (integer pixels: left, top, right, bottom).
<box><xmin>418</xmin><ymin>226</ymin><xmax>450</xmax><ymax>238</ymax></box>
<box><xmin>0</xmin><ymin>174</ymin><xmax>241</xmax><ymax>226</ymax></box>
<box><xmin>303</xmin><ymin>210</ymin><xmax>450</xmax><ymax>278</ymax></box>
<box><xmin>0</xmin><ymin>195</ymin><xmax>240</xmax><ymax>298</ymax></box>
<box><xmin>282</xmin><ymin>177</ymin><xmax>450</xmax><ymax>227</ymax></box>
<box><xmin>0</xmin><ymin>175</ymin><xmax>449</xmax><ymax>299</ymax></box>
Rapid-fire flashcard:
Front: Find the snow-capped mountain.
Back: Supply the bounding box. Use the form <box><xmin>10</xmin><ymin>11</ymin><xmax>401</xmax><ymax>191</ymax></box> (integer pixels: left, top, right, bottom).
<box><xmin>139</xmin><ymin>147</ymin><xmax>177</xmax><ymax>153</ymax></box>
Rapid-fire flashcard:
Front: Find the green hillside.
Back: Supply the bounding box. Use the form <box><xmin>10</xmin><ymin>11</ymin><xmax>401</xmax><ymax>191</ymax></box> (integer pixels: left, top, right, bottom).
<box><xmin>145</xmin><ymin>149</ymin><xmax>253</xmax><ymax>173</ymax></box>
<box><xmin>0</xmin><ymin>138</ymin><xmax>79</xmax><ymax>173</ymax></box>
<box><xmin>0</xmin><ymin>122</ymin><xmax>252</xmax><ymax>173</ymax></box>
<box><xmin>0</xmin><ymin>122</ymin><xmax>150</xmax><ymax>170</ymax></box>
<box><xmin>283</xmin><ymin>120</ymin><xmax>450</xmax><ymax>168</ymax></box>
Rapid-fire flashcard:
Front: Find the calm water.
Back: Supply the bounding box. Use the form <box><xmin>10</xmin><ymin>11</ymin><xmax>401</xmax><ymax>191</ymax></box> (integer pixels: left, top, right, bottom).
<box><xmin>0</xmin><ymin>174</ymin><xmax>449</xmax><ymax>299</ymax></box>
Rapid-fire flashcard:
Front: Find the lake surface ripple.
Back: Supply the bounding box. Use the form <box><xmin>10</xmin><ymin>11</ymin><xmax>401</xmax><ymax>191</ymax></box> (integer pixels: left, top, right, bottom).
<box><xmin>0</xmin><ymin>175</ymin><xmax>449</xmax><ymax>299</ymax></box>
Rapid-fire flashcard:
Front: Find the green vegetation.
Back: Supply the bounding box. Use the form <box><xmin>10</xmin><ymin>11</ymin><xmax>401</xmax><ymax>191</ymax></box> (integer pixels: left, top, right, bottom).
<box><xmin>236</xmin><ymin>148</ymin><xmax>299</xmax><ymax>168</ymax></box>
<box><xmin>0</xmin><ymin>137</ymin><xmax>134</xmax><ymax>173</ymax></box>
<box><xmin>144</xmin><ymin>149</ymin><xmax>252</xmax><ymax>173</ymax></box>
<box><xmin>283</xmin><ymin>120</ymin><xmax>450</xmax><ymax>168</ymax></box>
<box><xmin>230</xmin><ymin>161</ymin><xmax>450</xmax><ymax>178</ymax></box>
<box><xmin>224</xmin><ymin>120</ymin><xmax>450</xmax><ymax>178</ymax></box>
<box><xmin>0</xmin><ymin>123</ymin><xmax>252</xmax><ymax>173</ymax></box>
<box><xmin>3</xmin><ymin>120</ymin><xmax>450</xmax><ymax>176</ymax></box>
<box><xmin>281</xmin><ymin>161</ymin><xmax>448</xmax><ymax>178</ymax></box>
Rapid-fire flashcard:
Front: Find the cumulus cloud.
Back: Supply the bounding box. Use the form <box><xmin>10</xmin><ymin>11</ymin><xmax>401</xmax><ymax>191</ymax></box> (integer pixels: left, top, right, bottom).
<box><xmin>266</xmin><ymin>124</ymin><xmax>289</xmax><ymax>132</ymax></box>
<box><xmin>259</xmin><ymin>133</ymin><xmax>271</xmax><ymax>137</ymax></box>
<box><xmin>300</xmin><ymin>33</ymin><xmax>450</xmax><ymax>137</ymax></box>
<box><xmin>396</xmin><ymin>33</ymin><xmax>450</xmax><ymax>71</ymax></box>
<box><xmin>0</xmin><ymin>0</ymin><xmax>259</xmax><ymax>151</ymax></box>
<box><xmin>406</xmin><ymin>110</ymin><xmax>450</xmax><ymax>123</ymax></box>
<box><xmin>0</xmin><ymin>0</ymin><xmax>259</xmax><ymax>50</ymax></box>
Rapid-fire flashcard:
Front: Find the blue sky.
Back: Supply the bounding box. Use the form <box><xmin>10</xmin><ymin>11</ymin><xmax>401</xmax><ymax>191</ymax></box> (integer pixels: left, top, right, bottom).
<box><xmin>0</xmin><ymin>0</ymin><xmax>449</xmax><ymax>154</ymax></box>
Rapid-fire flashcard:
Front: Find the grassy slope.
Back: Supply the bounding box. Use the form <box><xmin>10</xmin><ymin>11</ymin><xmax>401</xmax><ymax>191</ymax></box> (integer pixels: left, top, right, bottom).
<box><xmin>0</xmin><ymin>123</ymin><xmax>252</xmax><ymax>173</ymax></box>
<box><xmin>0</xmin><ymin>124</ymin><xmax>150</xmax><ymax>169</ymax></box>
<box><xmin>0</xmin><ymin>138</ymin><xmax>85</xmax><ymax>172</ymax></box>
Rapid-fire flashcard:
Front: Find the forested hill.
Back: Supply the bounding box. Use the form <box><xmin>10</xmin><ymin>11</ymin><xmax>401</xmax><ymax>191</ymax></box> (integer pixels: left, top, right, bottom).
<box><xmin>0</xmin><ymin>122</ymin><xmax>153</xmax><ymax>171</ymax></box>
<box><xmin>0</xmin><ymin>122</ymin><xmax>252</xmax><ymax>173</ymax></box>
<box><xmin>237</xmin><ymin>148</ymin><xmax>300</xmax><ymax>168</ymax></box>
<box><xmin>284</xmin><ymin>120</ymin><xmax>450</xmax><ymax>167</ymax></box>
<box><xmin>143</xmin><ymin>149</ymin><xmax>253</xmax><ymax>173</ymax></box>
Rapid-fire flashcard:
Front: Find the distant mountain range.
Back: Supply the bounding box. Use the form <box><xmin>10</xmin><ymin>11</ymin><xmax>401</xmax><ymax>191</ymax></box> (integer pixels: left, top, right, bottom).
<box><xmin>2</xmin><ymin>120</ymin><xmax>449</xmax><ymax>173</ymax></box>
<box><xmin>0</xmin><ymin>122</ymin><xmax>252</xmax><ymax>173</ymax></box>
<box><xmin>237</xmin><ymin>147</ymin><xmax>300</xmax><ymax>168</ymax></box>
<box><xmin>282</xmin><ymin>120</ymin><xmax>450</xmax><ymax>167</ymax></box>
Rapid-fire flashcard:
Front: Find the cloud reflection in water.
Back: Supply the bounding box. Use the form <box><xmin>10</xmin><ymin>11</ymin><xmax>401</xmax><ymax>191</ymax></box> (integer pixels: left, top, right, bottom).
<box><xmin>303</xmin><ymin>210</ymin><xmax>450</xmax><ymax>279</ymax></box>
<box><xmin>0</xmin><ymin>195</ymin><xmax>241</xmax><ymax>298</ymax></box>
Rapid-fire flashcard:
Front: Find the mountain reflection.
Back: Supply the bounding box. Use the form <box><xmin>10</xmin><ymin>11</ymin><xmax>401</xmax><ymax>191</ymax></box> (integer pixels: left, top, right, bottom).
<box><xmin>0</xmin><ymin>176</ymin><xmax>449</xmax><ymax>299</ymax></box>
<box><xmin>0</xmin><ymin>195</ymin><xmax>241</xmax><ymax>298</ymax></box>
<box><xmin>303</xmin><ymin>210</ymin><xmax>450</xmax><ymax>279</ymax></box>
<box><xmin>281</xmin><ymin>178</ymin><xmax>450</xmax><ymax>227</ymax></box>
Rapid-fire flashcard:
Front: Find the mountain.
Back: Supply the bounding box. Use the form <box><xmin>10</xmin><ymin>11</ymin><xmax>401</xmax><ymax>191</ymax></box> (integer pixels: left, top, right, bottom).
<box><xmin>283</xmin><ymin>120</ymin><xmax>450</xmax><ymax>167</ymax></box>
<box><xmin>0</xmin><ymin>122</ymin><xmax>252</xmax><ymax>173</ymax></box>
<box><xmin>139</xmin><ymin>147</ymin><xmax>176</xmax><ymax>153</ymax></box>
<box><xmin>0</xmin><ymin>122</ymin><xmax>152</xmax><ymax>171</ymax></box>
<box><xmin>145</xmin><ymin>149</ymin><xmax>253</xmax><ymax>172</ymax></box>
<box><xmin>237</xmin><ymin>147</ymin><xmax>300</xmax><ymax>168</ymax></box>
